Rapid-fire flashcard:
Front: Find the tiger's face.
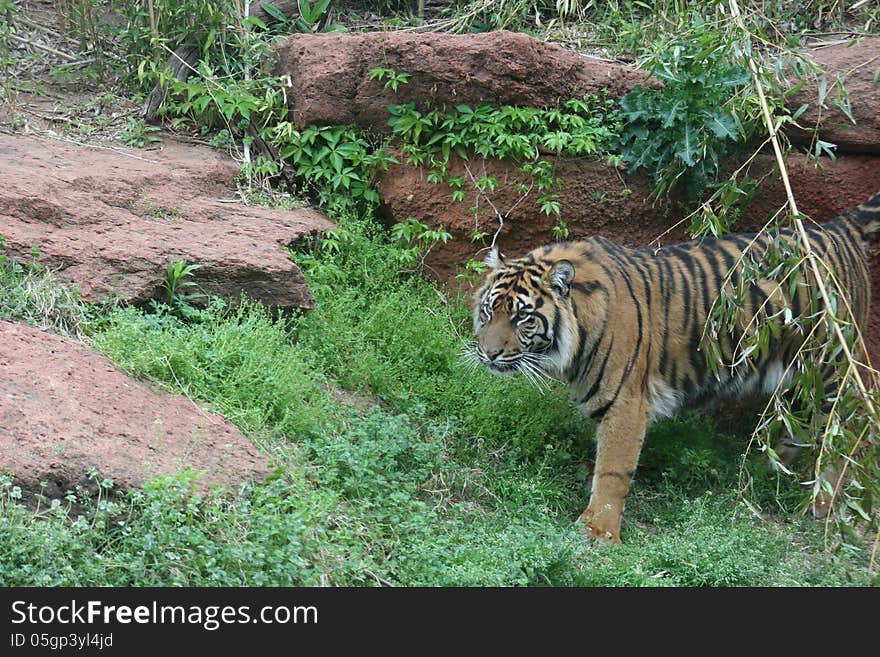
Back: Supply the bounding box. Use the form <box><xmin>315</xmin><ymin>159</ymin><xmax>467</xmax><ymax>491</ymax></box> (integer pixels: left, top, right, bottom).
<box><xmin>472</xmin><ymin>248</ymin><xmax>577</xmax><ymax>381</ymax></box>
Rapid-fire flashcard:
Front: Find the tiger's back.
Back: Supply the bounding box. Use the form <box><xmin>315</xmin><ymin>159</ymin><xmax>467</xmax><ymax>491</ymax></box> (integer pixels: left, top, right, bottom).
<box><xmin>472</xmin><ymin>192</ymin><xmax>880</xmax><ymax>542</ymax></box>
<box><xmin>568</xmin><ymin>204</ymin><xmax>874</xmax><ymax>422</ymax></box>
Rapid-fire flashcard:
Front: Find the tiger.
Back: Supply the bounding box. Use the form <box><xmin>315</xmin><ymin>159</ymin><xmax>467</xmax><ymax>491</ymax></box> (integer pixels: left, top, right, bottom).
<box><xmin>471</xmin><ymin>192</ymin><xmax>880</xmax><ymax>543</ymax></box>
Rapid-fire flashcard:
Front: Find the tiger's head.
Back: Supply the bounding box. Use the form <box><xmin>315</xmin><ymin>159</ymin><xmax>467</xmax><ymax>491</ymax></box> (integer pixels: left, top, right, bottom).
<box><xmin>471</xmin><ymin>247</ymin><xmax>578</xmax><ymax>383</ymax></box>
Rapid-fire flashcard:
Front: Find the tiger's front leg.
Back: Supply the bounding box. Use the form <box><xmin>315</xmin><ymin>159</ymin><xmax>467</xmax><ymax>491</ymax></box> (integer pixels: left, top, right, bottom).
<box><xmin>578</xmin><ymin>395</ymin><xmax>649</xmax><ymax>544</ymax></box>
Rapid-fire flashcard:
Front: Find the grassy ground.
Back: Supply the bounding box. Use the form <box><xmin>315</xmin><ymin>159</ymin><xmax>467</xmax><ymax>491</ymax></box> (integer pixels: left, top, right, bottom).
<box><xmin>1</xmin><ymin>213</ymin><xmax>872</xmax><ymax>586</ymax></box>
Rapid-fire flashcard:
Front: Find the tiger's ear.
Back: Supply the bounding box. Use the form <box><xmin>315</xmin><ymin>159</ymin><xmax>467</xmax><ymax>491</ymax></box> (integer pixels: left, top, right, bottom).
<box><xmin>484</xmin><ymin>246</ymin><xmax>506</xmax><ymax>270</ymax></box>
<box><xmin>548</xmin><ymin>260</ymin><xmax>575</xmax><ymax>297</ymax></box>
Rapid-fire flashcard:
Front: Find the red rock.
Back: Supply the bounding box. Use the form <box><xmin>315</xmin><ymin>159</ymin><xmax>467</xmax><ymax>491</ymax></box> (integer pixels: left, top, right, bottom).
<box><xmin>784</xmin><ymin>38</ymin><xmax>880</xmax><ymax>154</ymax></box>
<box><xmin>0</xmin><ymin>321</ymin><xmax>270</xmax><ymax>504</ymax></box>
<box><xmin>0</xmin><ymin>134</ymin><xmax>333</xmax><ymax>309</ymax></box>
<box><xmin>376</xmin><ymin>150</ymin><xmax>671</xmax><ymax>280</ymax></box>
<box><xmin>735</xmin><ymin>153</ymin><xmax>880</xmax><ymax>230</ymax></box>
<box><xmin>274</xmin><ymin>30</ymin><xmax>655</xmax><ymax>134</ymax></box>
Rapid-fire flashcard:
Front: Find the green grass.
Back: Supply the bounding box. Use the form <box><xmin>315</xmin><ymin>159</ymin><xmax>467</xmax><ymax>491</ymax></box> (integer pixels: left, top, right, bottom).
<box><xmin>0</xmin><ymin>214</ymin><xmax>873</xmax><ymax>587</ymax></box>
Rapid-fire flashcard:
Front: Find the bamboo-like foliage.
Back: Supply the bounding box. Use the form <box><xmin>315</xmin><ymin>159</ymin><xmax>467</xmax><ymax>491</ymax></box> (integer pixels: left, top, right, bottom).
<box><xmin>54</xmin><ymin>0</ymin><xmax>103</xmax><ymax>59</ymax></box>
<box><xmin>696</xmin><ymin>1</ymin><xmax>879</xmax><ymax>569</ymax></box>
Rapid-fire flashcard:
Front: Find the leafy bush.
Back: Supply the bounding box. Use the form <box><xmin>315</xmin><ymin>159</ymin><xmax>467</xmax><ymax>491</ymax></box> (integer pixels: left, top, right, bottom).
<box><xmin>267</xmin><ymin>123</ymin><xmax>397</xmax><ymax>209</ymax></box>
<box><xmin>389</xmin><ymin>95</ymin><xmax>619</xmax><ymax>167</ymax></box>
<box><xmin>260</xmin><ymin>0</ymin><xmax>346</xmax><ymax>34</ymax></box>
<box><xmin>388</xmin><ymin>93</ymin><xmax>620</xmax><ymax>218</ymax></box>
<box><xmin>0</xmin><ymin>473</ymin><xmax>336</xmax><ymax>586</ymax></box>
<box><xmin>120</xmin><ymin>117</ymin><xmax>162</xmax><ymax>148</ymax></box>
<box><xmin>617</xmin><ymin>18</ymin><xmax>751</xmax><ymax>199</ymax></box>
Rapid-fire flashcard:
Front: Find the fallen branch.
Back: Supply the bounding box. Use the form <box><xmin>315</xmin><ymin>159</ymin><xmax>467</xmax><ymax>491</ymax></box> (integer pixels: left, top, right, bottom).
<box><xmin>9</xmin><ymin>33</ymin><xmax>78</xmax><ymax>61</ymax></box>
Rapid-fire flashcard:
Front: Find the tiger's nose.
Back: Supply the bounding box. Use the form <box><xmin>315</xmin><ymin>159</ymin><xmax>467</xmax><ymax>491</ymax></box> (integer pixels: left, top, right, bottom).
<box><xmin>484</xmin><ymin>348</ymin><xmax>502</xmax><ymax>362</ymax></box>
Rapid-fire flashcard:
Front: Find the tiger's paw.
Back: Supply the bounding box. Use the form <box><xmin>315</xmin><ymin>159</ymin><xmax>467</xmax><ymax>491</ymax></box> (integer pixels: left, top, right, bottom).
<box><xmin>809</xmin><ymin>466</ymin><xmax>842</xmax><ymax>519</ymax></box>
<box><xmin>576</xmin><ymin>509</ymin><xmax>621</xmax><ymax>545</ymax></box>
<box><xmin>809</xmin><ymin>489</ymin><xmax>834</xmax><ymax>519</ymax></box>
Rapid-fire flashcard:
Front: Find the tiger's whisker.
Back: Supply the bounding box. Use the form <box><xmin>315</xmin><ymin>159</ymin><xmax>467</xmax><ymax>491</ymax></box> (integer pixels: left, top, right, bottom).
<box><xmin>517</xmin><ymin>358</ymin><xmax>551</xmax><ymax>392</ymax></box>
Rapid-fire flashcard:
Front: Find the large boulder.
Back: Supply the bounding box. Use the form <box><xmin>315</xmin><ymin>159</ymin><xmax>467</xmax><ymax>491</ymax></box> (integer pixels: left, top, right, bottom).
<box><xmin>0</xmin><ymin>134</ymin><xmax>333</xmax><ymax>309</ymax></box>
<box><xmin>0</xmin><ymin>321</ymin><xmax>270</xmax><ymax>505</ymax></box>
<box><xmin>274</xmin><ymin>30</ymin><xmax>655</xmax><ymax>133</ymax></box>
<box><xmin>783</xmin><ymin>38</ymin><xmax>880</xmax><ymax>154</ymax></box>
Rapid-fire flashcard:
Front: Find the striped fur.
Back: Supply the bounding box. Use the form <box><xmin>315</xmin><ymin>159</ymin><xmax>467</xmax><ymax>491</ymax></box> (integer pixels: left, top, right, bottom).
<box><xmin>472</xmin><ymin>192</ymin><xmax>880</xmax><ymax>543</ymax></box>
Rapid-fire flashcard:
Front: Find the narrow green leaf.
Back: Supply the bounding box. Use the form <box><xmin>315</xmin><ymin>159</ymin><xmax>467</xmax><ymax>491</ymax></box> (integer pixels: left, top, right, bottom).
<box><xmin>261</xmin><ymin>2</ymin><xmax>288</xmax><ymax>22</ymax></box>
<box><xmin>817</xmin><ymin>75</ymin><xmax>828</xmax><ymax>106</ymax></box>
<box><xmin>674</xmin><ymin>123</ymin><xmax>699</xmax><ymax>166</ymax></box>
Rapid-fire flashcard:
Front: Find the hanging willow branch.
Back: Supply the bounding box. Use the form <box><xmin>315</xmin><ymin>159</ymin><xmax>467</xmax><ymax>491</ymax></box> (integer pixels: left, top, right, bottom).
<box><xmin>714</xmin><ymin>0</ymin><xmax>880</xmax><ymax>565</ymax></box>
<box><xmin>730</xmin><ymin>0</ymin><xmax>877</xmax><ymax>424</ymax></box>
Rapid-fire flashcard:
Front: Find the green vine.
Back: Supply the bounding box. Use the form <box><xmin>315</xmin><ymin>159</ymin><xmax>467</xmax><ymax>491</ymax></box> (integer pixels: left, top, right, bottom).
<box><xmin>378</xmin><ymin>75</ymin><xmax>621</xmax><ymax>265</ymax></box>
<box><xmin>387</xmin><ymin>93</ymin><xmax>620</xmax><ymax>215</ymax></box>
